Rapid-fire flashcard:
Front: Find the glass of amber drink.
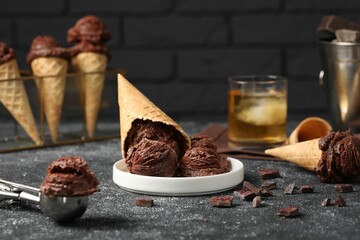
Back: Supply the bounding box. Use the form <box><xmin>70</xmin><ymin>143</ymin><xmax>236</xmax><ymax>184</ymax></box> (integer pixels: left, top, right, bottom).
<box><xmin>227</xmin><ymin>75</ymin><xmax>287</xmax><ymax>148</ymax></box>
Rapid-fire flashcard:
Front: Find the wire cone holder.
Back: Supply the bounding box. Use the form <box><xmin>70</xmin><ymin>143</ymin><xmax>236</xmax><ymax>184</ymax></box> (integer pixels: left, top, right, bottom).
<box><xmin>0</xmin><ymin>68</ymin><xmax>124</xmax><ymax>153</ymax></box>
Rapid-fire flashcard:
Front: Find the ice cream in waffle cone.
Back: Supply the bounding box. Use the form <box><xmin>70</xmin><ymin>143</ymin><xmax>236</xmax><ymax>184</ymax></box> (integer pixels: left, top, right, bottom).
<box><xmin>68</xmin><ymin>15</ymin><xmax>111</xmax><ymax>138</ymax></box>
<box><xmin>266</xmin><ymin>130</ymin><xmax>360</xmax><ymax>183</ymax></box>
<box><xmin>0</xmin><ymin>42</ymin><xmax>40</xmax><ymax>145</ymax></box>
<box><xmin>118</xmin><ymin>74</ymin><xmax>191</xmax><ymax>176</ymax></box>
<box><xmin>27</xmin><ymin>36</ymin><xmax>70</xmax><ymax>143</ymax></box>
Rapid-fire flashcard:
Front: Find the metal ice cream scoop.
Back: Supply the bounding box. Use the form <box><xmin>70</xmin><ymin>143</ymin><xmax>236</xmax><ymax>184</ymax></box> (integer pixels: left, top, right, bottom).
<box><xmin>0</xmin><ymin>179</ymin><xmax>88</xmax><ymax>223</ymax></box>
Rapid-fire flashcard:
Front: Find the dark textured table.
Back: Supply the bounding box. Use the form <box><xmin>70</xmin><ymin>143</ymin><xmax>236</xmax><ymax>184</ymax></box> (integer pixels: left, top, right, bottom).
<box><xmin>1</xmin><ymin>121</ymin><xmax>360</xmax><ymax>240</ymax></box>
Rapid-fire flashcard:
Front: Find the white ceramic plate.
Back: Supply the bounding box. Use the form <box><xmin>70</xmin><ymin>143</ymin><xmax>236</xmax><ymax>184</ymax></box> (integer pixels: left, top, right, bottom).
<box><xmin>113</xmin><ymin>157</ymin><xmax>244</xmax><ymax>196</ymax></box>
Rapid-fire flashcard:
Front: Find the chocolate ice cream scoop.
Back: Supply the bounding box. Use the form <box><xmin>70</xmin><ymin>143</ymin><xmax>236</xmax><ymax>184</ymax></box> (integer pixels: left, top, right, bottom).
<box><xmin>40</xmin><ymin>156</ymin><xmax>99</xmax><ymax>197</ymax></box>
<box><xmin>126</xmin><ymin>138</ymin><xmax>178</xmax><ymax>177</ymax></box>
<box><xmin>0</xmin><ymin>41</ymin><xmax>15</xmax><ymax>64</ymax></box>
<box><xmin>68</xmin><ymin>41</ymin><xmax>110</xmax><ymax>59</ymax></box>
<box><xmin>26</xmin><ymin>35</ymin><xmax>70</xmax><ymax>64</ymax></box>
<box><xmin>316</xmin><ymin>130</ymin><xmax>360</xmax><ymax>183</ymax></box>
<box><xmin>126</xmin><ymin>119</ymin><xmax>181</xmax><ymax>157</ymax></box>
<box><xmin>178</xmin><ymin>136</ymin><xmax>231</xmax><ymax>177</ymax></box>
<box><xmin>67</xmin><ymin>15</ymin><xmax>110</xmax><ymax>44</ymax></box>
<box><xmin>190</xmin><ymin>134</ymin><xmax>217</xmax><ymax>149</ymax></box>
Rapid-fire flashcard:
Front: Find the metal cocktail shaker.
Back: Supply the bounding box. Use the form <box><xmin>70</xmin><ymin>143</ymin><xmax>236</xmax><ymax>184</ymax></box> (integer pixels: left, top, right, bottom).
<box><xmin>319</xmin><ymin>40</ymin><xmax>360</xmax><ymax>132</ymax></box>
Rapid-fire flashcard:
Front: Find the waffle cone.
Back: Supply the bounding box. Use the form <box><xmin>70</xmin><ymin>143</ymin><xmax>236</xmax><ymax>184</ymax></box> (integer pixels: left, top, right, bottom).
<box><xmin>0</xmin><ymin>59</ymin><xmax>41</xmax><ymax>145</ymax></box>
<box><xmin>265</xmin><ymin>139</ymin><xmax>322</xmax><ymax>171</ymax></box>
<box><xmin>288</xmin><ymin>117</ymin><xmax>332</xmax><ymax>144</ymax></box>
<box><xmin>31</xmin><ymin>57</ymin><xmax>68</xmax><ymax>143</ymax></box>
<box><xmin>118</xmin><ymin>74</ymin><xmax>191</xmax><ymax>158</ymax></box>
<box><xmin>73</xmin><ymin>52</ymin><xmax>107</xmax><ymax>138</ymax></box>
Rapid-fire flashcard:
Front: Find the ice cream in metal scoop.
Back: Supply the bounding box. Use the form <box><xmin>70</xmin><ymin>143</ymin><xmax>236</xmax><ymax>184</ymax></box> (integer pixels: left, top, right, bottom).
<box><xmin>0</xmin><ymin>179</ymin><xmax>88</xmax><ymax>223</ymax></box>
<box><xmin>0</xmin><ymin>156</ymin><xmax>99</xmax><ymax>222</ymax></box>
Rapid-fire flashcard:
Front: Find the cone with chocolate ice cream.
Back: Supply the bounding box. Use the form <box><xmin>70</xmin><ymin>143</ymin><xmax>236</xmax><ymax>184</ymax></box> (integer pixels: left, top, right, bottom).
<box><xmin>266</xmin><ymin>130</ymin><xmax>360</xmax><ymax>183</ymax></box>
<box><xmin>0</xmin><ymin>42</ymin><xmax>41</xmax><ymax>145</ymax></box>
<box><xmin>27</xmin><ymin>36</ymin><xmax>70</xmax><ymax>143</ymax></box>
<box><xmin>68</xmin><ymin>15</ymin><xmax>111</xmax><ymax>138</ymax></box>
<box><xmin>117</xmin><ymin>74</ymin><xmax>191</xmax><ymax>160</ymax></box>
<box><xmin>288</xmin><ymin>117</ymin><xmax>332</xmax><ymax>144</ymax></box>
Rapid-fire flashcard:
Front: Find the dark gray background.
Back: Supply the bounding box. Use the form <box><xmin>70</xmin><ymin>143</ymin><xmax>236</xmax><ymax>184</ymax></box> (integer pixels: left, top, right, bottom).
<box><xmin>2</xmin><ymin>0</ymin><xmax>358</xmax><ymax>122</ymax></box>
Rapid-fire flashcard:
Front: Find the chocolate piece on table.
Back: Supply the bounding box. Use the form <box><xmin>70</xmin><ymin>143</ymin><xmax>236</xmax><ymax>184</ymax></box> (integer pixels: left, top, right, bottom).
<box><xmin>210</xmin><ymin>196</ymin><xmax>233</xmax><ymax>207</ymax></box>
<box><xmin>299</xmin><ymin>185</ymin><xmax>315</xmax><ymax>193</ymax></box>
<box><xmin>284</xmin><ymin>183</ymin><xmax>296</xmax><ymax>195</ymax></box>
<box><xmin>258</xmin><ymin>168</ymin><xmax>280</xmax><ymax>180</ymax></box>
<box><xmin>261</xmin><ymin>189</ymin><xmax>274</xmax><ymax>197</ymax></box>
<box><xmin>278</xmin><ymin>207</ymin><xmax>300</xmax><ymax>218</ymax></box>
<box><xmin>243</xmin><ymin>181</ymin><xmax>261</xmax><ymax>195</ymax></box>
<box><xmin>135</xmin><ymin>198</ymin><xmax>154</xmax><ymax>207</ymax></box>
<box><xmin>317</xmin><ymin>15</ymin><xmax>360</xmax><ymax>33</ymax></box>
<box><xmin>234</xmin><ymin>189</ymin><xmax>256</xmax><ymax>201</ymax></box>
<box><xmin>321</xmin><ymin>198</ymin><xmax>332</xmax><ymax>207</ymax></box>
<box><xmin>252</xmin><ymin>196</ymin><xmax>261</xmax><ymax>208</ymax></box>
<box><xmin>261</xmin><ymin>181</ymin><xmax>277</xmax><ymax>190</ymax></box>
<box><xmin>334</xmin><ymin>195</ymin><xmax>346</xmax><ymax>207</ymax></box>
<box><xmin>335</xmin><ymin>29</ymin><xmax>360</xmax><ymax>43</ymax></box>
<box><xmin>335</xmin><ymin>184</ymin><xmax>353</xmax><ymax>193</ymax></box>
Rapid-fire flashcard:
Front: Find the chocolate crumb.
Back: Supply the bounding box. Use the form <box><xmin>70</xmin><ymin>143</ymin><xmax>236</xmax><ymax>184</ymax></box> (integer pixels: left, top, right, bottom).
<box><xmin>243</xmin><ymin>181</ymin><xmax>261</xmax><ymax>195</ymax></box>
<box><xmin>252</xmin><ymin>196</ymin><xmax>261</xmax><ymax>208</ymax></box>
<box><xmin>334</xmin><ymin>195</ymin><xmax>346</xmax><ymax>207</ymax></box>
<box><xmin>284</xmin><ymin>183</ymin><xmax>296</xmax><ymax>195</ymax></box>
<box><xmin>335</xmin><ymin>184</ymin><xmax>353</xmax><ymax>193</ymax></box>
<box><xmin>278</xmin><ymin>206</ymin><xmax>300</xmax><ymax>218</ymax></box>
<box><xmin>321</xmin><ymin>198</ymin><xmax>331</xmax><ymax>207</ymax></box>
<box><xmin>261</xmin><ymin>181</ymin><xmax>277</xmax><ymax>190</ymax></box>
<box><xmin>258</xmin><ymin>168</ymin><xmax>280</xmax><ymax>179</ymax></box>
<box><xmin>234</xmin><ymin>188</ymin><xmax>256</xmax><ymax>201</ymax></box>
<box><xmin>299</xmin><ymin>185</ymin><xmax>315</xmax><ymax>193</ymax></box>
<box><xmin>135</xmin><ymin>198</ymin><xmax>154</xmax><ymax>207</ymax></box>
<box><xmin>210</xmin><ymin>196</ymin><xmax>233</xmax><ymax>207</ymax></box>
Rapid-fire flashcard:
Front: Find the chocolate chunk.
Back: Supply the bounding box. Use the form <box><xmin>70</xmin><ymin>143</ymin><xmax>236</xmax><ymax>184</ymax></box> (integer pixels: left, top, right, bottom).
<box><xmin>261</xmin><ymin>189</ymin><xmax>274</xmax><ymax>197</ymax></box>
<box><xmin>210</xmin><ymin>196</ymin><xmax>233</xmax><ymax>207</ymax></box>
<box><xmin>234</xmin><ymin>188</ymin><xmax>256</xmax><ymax>201</ymax></box>
<box><xmin>135</xmin><ymin>198</ymin><xmax>154</xmax><ymax>207</ymax></box>
<box><xmin>321</xmin><ymin>198</ymin><xmax>332</xmax><ymax>207</ymax></box>
<box><xmin>243</xmin><ymin>181</ymin><xmax>261</xmax><ymax>195</ymax></box>
<box><xmin>335</xmin><ymin>184</ymin><xmax>353</xmax><ymax>193</ymax></box>
<box><xmin>299</xmin><ymin>185</ymin><xmax>314</xmax><ymax>193</ymax></box>
<box><xmin>284</xmin><ymin>183</ymin><xmax>296</xmax><ymax>195</ymax></box>
<box><xmin>278</xmin><ymin>207</ymin><xmax>300</xmax><ymax>218</ymax></box>
<box><xmin>258</xmin><ymin>168</ymin><xmax>280</xmax><ymax>179</ymax></box>
<box><xmin>335</xmin><ymin>29</ymin><xmax>360</xmax><ymax>43</ymax></box>
<box><xmin>317</xmin><ymin>15</ymin><xmax>360</xmax><ymax>33</ymax></box>
<box><xmin>334</xmin><ymin>195</ymin><xmax>346</xmax><ymax>207</ymax></box>
<box><xmin>252</xmin><ymin>196</ymin><xmax>261</xmax><ymax>208</ymax></box>
<box><xmin>261</xmin><ymin>181</ymin><xmax>277</xmax><ymax>190</ymax></box>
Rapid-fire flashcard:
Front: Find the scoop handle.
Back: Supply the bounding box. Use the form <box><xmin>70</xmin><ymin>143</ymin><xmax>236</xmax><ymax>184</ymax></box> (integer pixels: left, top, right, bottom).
<box><xmin>0</xmin><ymin>190</ymin><xmax>40</xmax><ymax>204</ymax></box>
<box><xmin>0</xmin><ymin>190</ymin><xmax>18</xmax><ymax>201</ymax></box>
<box><xmin>0</xmin><ymin>179</ymin><xmax>40</xmax><ymax>193</ymax></box>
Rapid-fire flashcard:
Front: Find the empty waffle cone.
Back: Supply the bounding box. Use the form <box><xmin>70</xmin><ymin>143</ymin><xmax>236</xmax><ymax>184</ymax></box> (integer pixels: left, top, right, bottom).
<box><xmin>0</xmin><ymin>59</ymin><xmax>41</xmax><ymax>145</ymax></box>
<box><xmin>31</xmin><ymin>57</ymin><xmax>68</xmax><ymax>143</ymax></box>
<box><xmin>288</xmin><ymin>117</ymin><xmax>332</xmax><ymax>144</ymax></box>
<box><xmin>265</xmin><ymin>138</ymin><xmax>321</xmax><ymax>171</ymax></box>
<box><xmin>118</xmin><ymin>74</ymin><xmax>191</xmax><ymax>158</ymax></box>
<box><xmin>73</xmin><ymin>52</ymin><xmax>107</xmax><ymax>138</ymax></box>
